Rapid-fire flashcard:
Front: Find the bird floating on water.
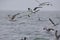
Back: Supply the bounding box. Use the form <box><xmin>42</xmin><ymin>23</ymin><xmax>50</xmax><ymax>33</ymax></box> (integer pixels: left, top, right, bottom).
<box><xmin>43</xmin><ymin>27</ymin><xmax>54</xmax><ymax>32</ymax></box>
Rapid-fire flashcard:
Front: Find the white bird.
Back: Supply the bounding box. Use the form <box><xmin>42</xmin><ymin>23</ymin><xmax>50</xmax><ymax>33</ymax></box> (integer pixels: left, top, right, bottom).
<box><xmin>8</xmin><ymin>13</ymin><xmax>20</xmax><ymax>21</ymax></box>
<box><xmin>28</xmin><ymin>7</ymin><xmax>42</xmax><ymax>13</ymax></box>
<box><xmin>35</xmin><ymin>0</ymin><xmax>52</xmax><ymax>7</ymax></box>
<box><xmin>39</xmin><ymin>2</ymin><xmax>52</xmax><ymax>7</ymax></box>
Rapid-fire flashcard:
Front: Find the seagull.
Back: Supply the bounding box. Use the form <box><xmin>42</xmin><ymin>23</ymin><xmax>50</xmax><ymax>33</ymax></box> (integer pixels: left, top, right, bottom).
<box><xmin>43</xmin><ymin>28</ymin><xmax>54</xmax><ymax>32</ymax></box>
<box><xmin>8</xmin><ymin>13</ymin><xmax>20</xmax><ymax>21</ymax></box>
<box><xmin>39</xmin><ymin>2</ymin><xmax>52</xmax><ymax>6</ymax></box>
<box><xmin>28</xmin><ymin>2</ymin><xmax>52</xmax><ymax>13</ymax></box>
<box><xmin>35</xmin><ymin>0</ymin><xmax>52</xmax><ymax>6</ymax></box>
<box><xmin>28</xmin><ymin>7</ymin><xmax>42</xmax><ymax>13</ymax></box>
<box><xmin>55</xmin><ymin>30</ymin><xmax>60</xmax><ymax>40</ymax></box>
<box><xmin>27</xmin><ymin>7</ymin><xmax>40</xmax><ymax>17</ymax></box>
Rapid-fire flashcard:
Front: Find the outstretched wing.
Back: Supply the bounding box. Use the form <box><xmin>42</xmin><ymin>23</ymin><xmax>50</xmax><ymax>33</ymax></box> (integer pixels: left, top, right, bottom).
<box><xmin>28</xmin><ymin>8</ymin><xmax>40</xmax><ymax>13</ymax></box>
<box><xmin>33</xmin><ymin>10</ymin><xmax>40</xmax><ymax>13</ymax></box>
<box><xmin>33</xmin><ymin>7</ymin><xmax>42</xmax><ymax>11</ymax></box>
<box><xmin>11</xmin><ymin>13</ymin><xmax>20</xmax><ymax>20</ymax></box>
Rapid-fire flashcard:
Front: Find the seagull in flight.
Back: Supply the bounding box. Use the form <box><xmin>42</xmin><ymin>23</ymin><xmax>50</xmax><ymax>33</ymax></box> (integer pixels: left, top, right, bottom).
<box><xmin>39</xmin><ymin>2</ymin><xmax>52</xmax><ymax>6</ymax></box>
<box><xmin>28</xmin><ymin>6</ymin><xmax>42</xmax><ymax>13</ymax></box>
<box><xmin>8</xmin><ymin>13</ymin><xmax>20</xmax><ymax>21</ymax></box>
<box><xmin>35</xmin><ymin>0</ymin><xmax>52</xmax><ymax>7</ymax></box>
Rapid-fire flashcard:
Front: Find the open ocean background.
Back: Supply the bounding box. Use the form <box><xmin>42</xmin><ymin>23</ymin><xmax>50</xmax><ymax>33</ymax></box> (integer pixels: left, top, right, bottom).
<box><xmin>0</xmin><ymin>10</ymin><xmax>60</xmax><ymax>40</ymax></box>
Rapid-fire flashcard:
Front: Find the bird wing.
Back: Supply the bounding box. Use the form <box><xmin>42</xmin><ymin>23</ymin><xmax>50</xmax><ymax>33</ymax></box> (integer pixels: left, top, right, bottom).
<box><xmin>33</xmin><ymin>7</ymin><xmax>42</xmax><ymax>11</ymax></box>
<box><xmin>11</xmin><ymin>13</ymin><xmax>20</xmax><ymax>20</ymax></box>
<box><xmin>33</xmin><ymin>10</ymin><xmax>40</xmax><ymax>13</ymax></box>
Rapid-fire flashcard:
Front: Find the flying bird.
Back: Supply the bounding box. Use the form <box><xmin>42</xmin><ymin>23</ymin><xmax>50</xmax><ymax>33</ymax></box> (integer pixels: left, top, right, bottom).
<box><xmin>39</xmin><ymin>2</ymin><xmax>52</xmax><ymax>6</ymax></box>
<box><xmin>8</xmin><ymin>13</ymin><xmax>20</xmax><ymax>21</ymax></box>
<box><xmin>28</xmin><ymin>7</ymin><xmax>41</xmax><ymax>13</ymax></box>
<box><xmin>35</xmin><ymin>0</ymin><xmax>52</xmax><ymax>6</ymax></box>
